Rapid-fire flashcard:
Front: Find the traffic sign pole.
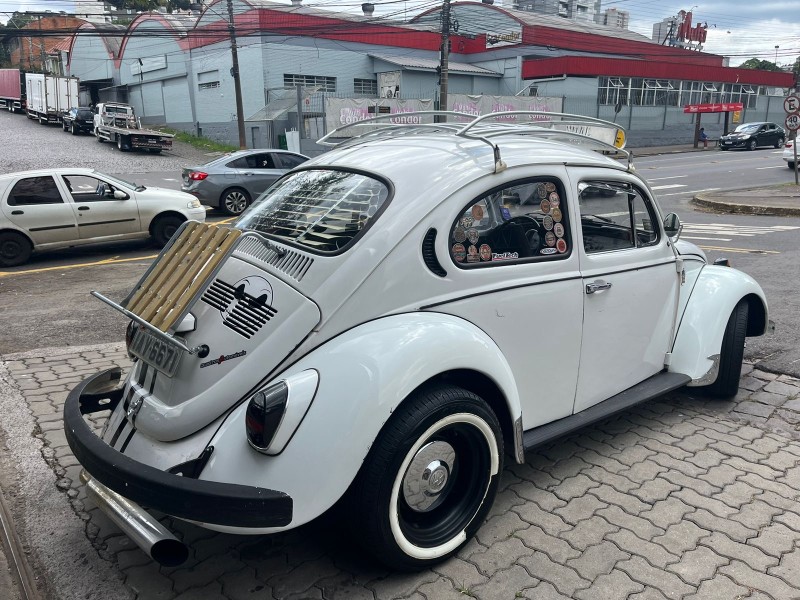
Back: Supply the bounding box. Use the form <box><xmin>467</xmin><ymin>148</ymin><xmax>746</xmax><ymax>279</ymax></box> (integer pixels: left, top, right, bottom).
<box><xmin>785</xmin><ymin>94</ymin><xmax>800</xmax><ymax>185</ymax></box>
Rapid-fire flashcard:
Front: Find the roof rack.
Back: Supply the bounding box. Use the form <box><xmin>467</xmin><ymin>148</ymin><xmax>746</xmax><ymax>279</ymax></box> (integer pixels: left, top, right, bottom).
<box><xmin>318</xmin><ymin>111</ymin><xmax>630</xmax><ymax>173</ymax></box>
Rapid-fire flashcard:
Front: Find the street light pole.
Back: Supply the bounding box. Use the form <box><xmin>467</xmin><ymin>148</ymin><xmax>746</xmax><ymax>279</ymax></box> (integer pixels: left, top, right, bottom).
<box><xmin>775</xmin><ymin>45</ymin><xmax>780</xmax><ymax>65</ymax></box>
<box><xmin>226</xmin><ymin>0</ymin><xmax>247</xmax><ymax>149</ymax></box>
<box><xmin>437</xmin><ymin>0</ymin><xmax>452</xmax><ymax>122</ymax></box>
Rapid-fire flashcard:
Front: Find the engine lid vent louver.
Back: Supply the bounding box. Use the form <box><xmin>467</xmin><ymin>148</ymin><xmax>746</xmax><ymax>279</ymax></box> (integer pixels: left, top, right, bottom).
<box><xmin>422</xmin><ymin>228</ymin><xmax>447</xmax><ymax>277</ymax></box>
<box><xmin>201</xmin><ymin>279</ymin><xmax>278</xmax><ymax>339</ymax></box>
<box><xmin>235</xmin><ymin>237</ymin><xmax>314</xmax><ymax>281</ymax></box>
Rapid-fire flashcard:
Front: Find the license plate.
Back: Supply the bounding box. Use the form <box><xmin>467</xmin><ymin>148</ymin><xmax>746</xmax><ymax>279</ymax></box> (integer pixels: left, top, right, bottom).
<box><xmin>129</xmin><ymin>327</ymin><xmax>183</xmax><ymax>376</ymax></box>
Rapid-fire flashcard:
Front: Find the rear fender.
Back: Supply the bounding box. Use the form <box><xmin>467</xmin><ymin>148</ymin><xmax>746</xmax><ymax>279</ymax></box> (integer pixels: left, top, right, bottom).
<box><xmin>202</xmin><ymin>312</ymin><xmax>521</xmax><ymax>531</ymax></box>
<box><xmin>670</xmin><ymin>265</ymin><xmax>768</xmax><ymax>385</ymax></box>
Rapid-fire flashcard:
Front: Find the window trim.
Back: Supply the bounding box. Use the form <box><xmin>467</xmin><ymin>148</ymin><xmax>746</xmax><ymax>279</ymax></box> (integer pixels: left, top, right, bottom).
<box><xmin>448</xmin><ymin>177</ymin><xmax>573</xmax><ymax>270</ymax></box>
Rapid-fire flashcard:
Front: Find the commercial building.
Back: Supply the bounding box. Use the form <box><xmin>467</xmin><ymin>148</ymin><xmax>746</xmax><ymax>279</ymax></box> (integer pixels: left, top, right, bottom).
<box><xmin>53</xmin><ymin>0</ymin><xmax>794</xmax><ymax>151</ymax></box>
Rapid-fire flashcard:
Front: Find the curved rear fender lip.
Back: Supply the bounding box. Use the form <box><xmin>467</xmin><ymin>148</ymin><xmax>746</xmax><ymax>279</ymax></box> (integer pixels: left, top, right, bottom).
<box><xmin>203</xmin><ymin>312</ymin><xmax>522</xmax><ymax>528</ymax></box>
<box><xmin>670</xmin><ymin>265</ymin><xmax>768</xmax><ymax>383</ymax></box>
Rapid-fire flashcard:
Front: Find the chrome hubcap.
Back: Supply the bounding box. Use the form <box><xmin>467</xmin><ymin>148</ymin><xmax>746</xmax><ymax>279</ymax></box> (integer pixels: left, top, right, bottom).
<box><xmin>402</xmin><ymin>441</ymin><xmax>456</xmax><ymax>512</ymax></box>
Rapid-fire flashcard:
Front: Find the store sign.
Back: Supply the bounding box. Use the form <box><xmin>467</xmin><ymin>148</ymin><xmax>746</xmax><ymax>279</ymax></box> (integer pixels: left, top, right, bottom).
<box><xmin>448</xmin><ymin>94</ymin><xmax>563</xmax><ymax>122</ymax></box>
<box><xmin>485</xmin><ymin>26</ymin><xmax>522</xmax><ymax>48</ymax></box>
<box><xmin>325</xmin><ymin>97</ymin><xmax>435</xmax><ymax>131</ymax></box>
<box><xmin>683</xmin><ymin>102</ymin><xmax>743</xmax><ymax>114</ymax></box>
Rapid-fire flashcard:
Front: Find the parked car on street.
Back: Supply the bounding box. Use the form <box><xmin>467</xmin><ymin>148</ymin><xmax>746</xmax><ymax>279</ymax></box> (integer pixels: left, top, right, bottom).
<box><xmin>65</xmin><ymin>112</ymin><xmax>769</xmax><ymax>572</ymax></box>
<box><xmin>61</xmin><ymin>106</ymin><xmax>95</xmax><ymax>135</ymax></box>
<box><xmin>0</xmin><ymin>168</ymin><xmax>206</xmax><ymax>267</ymax></box>
<box><xmin>181</xmin><ymin>149</ymin><xmax>309</xmax><ymax>215</ymax></box>
<box><xmin>719</xmin><ymin>122</ymin><xmax>785</xmax><ymax>151</ymax></box>
<box><xmin>783</xmin><ymin>139</ymin><xmax>796</xmax><ymax>169</ymax></box>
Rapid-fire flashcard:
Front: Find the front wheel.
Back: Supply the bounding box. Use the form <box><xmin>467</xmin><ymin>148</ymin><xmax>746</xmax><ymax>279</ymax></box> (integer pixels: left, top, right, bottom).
<box><xmin>0</xmin><ymin>231</ymin><xmax>33</xmax><ymax>267</ymax></box>
<box><xmin>151</xmin><ymin>215</ymin><xmax>184</xmax><ymax>247</ymax></box>
<box><xmin>95</xmin><ymin>128</ymin><xmax>104</xmax><ymax>143</ymax></box>
<box><xmin>220</xmin><ymin>188</ymin><xmax>251</xmax><ymax>216</ymax></box>
<box><xmin>346</xmin><ymin>384</ymin><xmax>503</xmax><ymax>570</ymax></box>
<box><xmin>748</xmin><ymin>139</ymin><xmax>758</xmax><ymax>151</ymax></box>
<box><xmin>117</xmin><ymin>135</ymin><xmax>128</xmax><ymax>152</ymax></box>
<box><xmin>71</xmin><ymin>123</ymin><xmax>78</xmax><ymax>136</ymax></box>
<box><xmin>789</xmin><ymin>162</ymin><xmax>796</xmax><ymax>170</ymax></box>
<box><xmin>703</xmin><ymin>300</ymin><xmax>749</xmax><ymax>398</ymax></box>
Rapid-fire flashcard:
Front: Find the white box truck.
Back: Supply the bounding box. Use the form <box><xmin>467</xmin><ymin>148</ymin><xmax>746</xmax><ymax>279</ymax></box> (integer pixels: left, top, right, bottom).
<box><xmin>25</xmin><ymin>73</ymin><xmax>79</xmax><ymax>124</ymax></box>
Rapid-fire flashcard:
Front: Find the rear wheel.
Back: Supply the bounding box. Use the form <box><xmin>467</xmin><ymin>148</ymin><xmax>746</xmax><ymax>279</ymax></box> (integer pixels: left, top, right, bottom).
<box><xmin>703</xmin><ymin>300</ymin><xmax>749</xmax><ymax>399</ymax></box>
<box><xmin>117</xmin><ymin>135</ymin><xmax>128</xmax><ymax>151</ymax></box>
<box><xmin>0</xmin><ymin>231</ymin><xmax>33</xmax><ymax>267</ymax></box>
<box><xmin>775</xmin><ymin>137</ymin><xmax>785</xmax><ymax>148</ymax></box>
<box><xmin>151</xmin><ymin>215</ymin><xmax>184</xmax><ymax>247</ymax></box>
<box><xmin>346</xmin><ymin>384</ymin><xmax>503</xmax><ymax>570</ymax></box>
<box><xmin>220</xmin><ymin>188</ymin><xmax>251</xmax><ymax>216</ymax></box>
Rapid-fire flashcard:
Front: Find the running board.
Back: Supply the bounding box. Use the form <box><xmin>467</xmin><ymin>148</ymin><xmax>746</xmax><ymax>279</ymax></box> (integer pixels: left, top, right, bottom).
<box><xmin>523</xmin><ymin>371</ymin><xmax>691</xmax><ymax>451</ymax></box>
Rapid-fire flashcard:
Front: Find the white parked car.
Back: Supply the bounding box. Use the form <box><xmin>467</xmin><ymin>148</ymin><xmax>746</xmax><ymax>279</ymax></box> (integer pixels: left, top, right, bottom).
<box><xmin>0</xmin><ymin>168</ymin><xmax>206</xmax><ymax>266</ymax></box>
<box><xmin>64</xmin><ymin>113</ymin><xmax>769</xmax><ymax>571</ymax></box>
<box><xmin>783</xmin><ymin>139</ymin><xmax>797</xmax><ymax>169</ymax></box>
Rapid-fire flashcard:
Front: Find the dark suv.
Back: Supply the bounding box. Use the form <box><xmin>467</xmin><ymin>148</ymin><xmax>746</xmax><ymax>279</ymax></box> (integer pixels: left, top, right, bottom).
<box><xmin>719</xmin><ymin>122</ymin><xmax>785</xmax><ymax>151</ymax></box>
<box><xmin>61</xmin><ymin>107</ymin><xmax>95</xmax><ymax>135</ymax></box>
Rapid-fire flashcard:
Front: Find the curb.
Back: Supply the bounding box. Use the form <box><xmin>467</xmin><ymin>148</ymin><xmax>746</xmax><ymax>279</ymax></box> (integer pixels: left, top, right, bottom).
<box><xmin>691</xmin><ymin>194</ymin><xmax>800</xmax><ymax>217</ymax></box>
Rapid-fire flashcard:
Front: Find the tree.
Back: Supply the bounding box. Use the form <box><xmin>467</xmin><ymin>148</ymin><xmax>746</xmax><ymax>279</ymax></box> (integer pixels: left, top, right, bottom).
<box><xmin>738</xmin><ymin>58</ymin><xmax>783</xmax><ymax>72</ymax></box>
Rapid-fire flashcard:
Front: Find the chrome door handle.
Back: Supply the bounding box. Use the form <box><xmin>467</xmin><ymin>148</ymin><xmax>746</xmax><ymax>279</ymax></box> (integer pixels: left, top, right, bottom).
<box><xmin>586</xmin><ymin>280</ymin><xmax>612</xmax><ymax>294</ymax></box>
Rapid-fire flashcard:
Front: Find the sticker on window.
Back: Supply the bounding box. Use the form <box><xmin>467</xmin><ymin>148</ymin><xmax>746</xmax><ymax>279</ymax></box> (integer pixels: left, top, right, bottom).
<box><xmin>479</xmin><ymin>244</ymin><xmax>492</xmax><ymax>261</ymax></box>
<box><xmin>452</xmin><ymin>244</ymin><xmax>466</xmax><ymax>262</ymax></box>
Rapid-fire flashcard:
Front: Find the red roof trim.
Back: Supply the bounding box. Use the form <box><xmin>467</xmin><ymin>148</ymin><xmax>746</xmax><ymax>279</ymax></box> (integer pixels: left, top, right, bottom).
<box><xmin>522</xmin><ymin>56</ymin><xmax>796</xmax><ymax>88</ymax></box>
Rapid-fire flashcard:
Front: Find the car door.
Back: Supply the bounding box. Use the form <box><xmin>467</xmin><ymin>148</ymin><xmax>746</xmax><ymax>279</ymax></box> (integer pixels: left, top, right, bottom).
<box><xmin>572</xmin><ymin>175</ymin><xmax>680</xmax><ymax>414</ymax></box>
<box><xmin>1</xmin><ymin>175</ymin><xmax>78</xmax><ymax>246</ymax></box>
<box><xmin>433</xmin><ymin>174</ymin><xmax>584</xmax><ymax>429</ymax></box>
<box><xmin>60</xmin><ymin>174</ymin><xmax>140</xmax><ymax>239</ymax></box>
<box><xmin>245</xmin><ymin>152</ymin><xmax>284</xmax><ymax>195</ymax></box>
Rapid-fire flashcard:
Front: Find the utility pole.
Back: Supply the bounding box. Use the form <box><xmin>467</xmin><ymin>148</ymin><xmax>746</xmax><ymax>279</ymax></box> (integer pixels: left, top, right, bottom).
<box><xmin>226</xmin><ymin>0</ymin><xmax>247</xmax><ymax>149</ymax></box>
<box><xmin>437</xmin><ymin>0</ymin><xmax>452</xmax><ymax>122</ymax></box>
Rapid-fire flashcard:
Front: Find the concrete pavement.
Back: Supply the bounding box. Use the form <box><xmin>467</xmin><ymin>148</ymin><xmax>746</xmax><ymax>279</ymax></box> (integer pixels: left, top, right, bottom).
<box><xmin>2</xmin><ymin>344</ymin><xmax>800</xmax><ymax>599</ymax></box>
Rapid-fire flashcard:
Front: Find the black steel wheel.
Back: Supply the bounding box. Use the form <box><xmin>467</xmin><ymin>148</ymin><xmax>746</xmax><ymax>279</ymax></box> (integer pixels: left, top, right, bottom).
<box><xmin>151</xmin><ymin>215</ymin><xmax>184</xmax><ymax>247</ymax></box>
<box><xmin>346</xmin><ymin>384</ymin><xmax>503</xmax><ymax>570</ymax></box>
<box><xmin>71</xmin><ymin>123</ymin><xmax>78</xmax><ymax>136</ymax></box>
<box><xmin>0</xmin><ymin>231</ymin><xmax>33</xmax><ymax>267</ymax></box>
<box><xmin>220</xmin><ymin>188</ymin><xmax>251</xmax><ymax>216</ymax></box>
<box><xmin>703</xmin><ymin>300</ymin><xmax>749</xmax><ymax>399</ymax></box>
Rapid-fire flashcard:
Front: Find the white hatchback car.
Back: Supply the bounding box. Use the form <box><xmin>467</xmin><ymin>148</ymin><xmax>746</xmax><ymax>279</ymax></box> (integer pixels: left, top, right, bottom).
<box><xmin>0</xmin><ymin>168</ymin><xmax>206</xmax><ymax>267</ymax></box>
<box><xmin>64</xmin><ymin>113</ymin><xmax>769</xmax><ymax>571</ymax></box>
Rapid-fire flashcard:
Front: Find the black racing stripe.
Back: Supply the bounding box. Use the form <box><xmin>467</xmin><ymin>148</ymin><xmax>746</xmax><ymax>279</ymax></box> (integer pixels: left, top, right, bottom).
<box><xmin>109</xmin><ymin>415</ymin><xmax>129</xmax><ymax>447</ymax></box>
<box><xmin>119</xmin><ymin>429</ymin><xmax>136</xmax><ymax>453</ymax></box>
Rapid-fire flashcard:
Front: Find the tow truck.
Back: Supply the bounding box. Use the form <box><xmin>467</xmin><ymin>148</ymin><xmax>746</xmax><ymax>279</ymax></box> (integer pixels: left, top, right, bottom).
<box><xmin>93</xmin><ymin>102</ymin><xmax>174</xmax><ymax>153</ymax></box>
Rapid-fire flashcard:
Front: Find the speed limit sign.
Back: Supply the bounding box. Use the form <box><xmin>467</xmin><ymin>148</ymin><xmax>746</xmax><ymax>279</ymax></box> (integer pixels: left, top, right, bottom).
<box><xmin>784</xmin><ymin>94</ymin><xmax>800</xmax><ymax>114</ymax></box>
<box><xmin>786</xmin><ymin>113</ymin><xmax>800</xmax><ymax>131</ymax></box>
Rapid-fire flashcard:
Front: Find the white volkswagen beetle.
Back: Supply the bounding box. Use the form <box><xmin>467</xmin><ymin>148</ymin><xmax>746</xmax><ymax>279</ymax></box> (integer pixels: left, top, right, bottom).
<box><xmin>64</xmin><ymin>113</ymin><xmax>769</xmax><ymax>570</ymax></box>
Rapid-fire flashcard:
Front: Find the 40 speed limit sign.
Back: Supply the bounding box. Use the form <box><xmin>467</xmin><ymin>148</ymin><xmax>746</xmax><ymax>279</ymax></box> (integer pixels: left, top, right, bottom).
<box><xmin>787</xmin><ymin>113</ymin><xmax>800</xmax><ymax>132</ymax></box>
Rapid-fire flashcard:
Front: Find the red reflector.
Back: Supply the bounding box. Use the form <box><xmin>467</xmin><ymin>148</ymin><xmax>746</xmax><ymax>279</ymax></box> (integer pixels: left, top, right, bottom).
<box><xmin>189</xmin><ymin>172</ymin><xmax>208</xmax><ymax>181</ymax></box>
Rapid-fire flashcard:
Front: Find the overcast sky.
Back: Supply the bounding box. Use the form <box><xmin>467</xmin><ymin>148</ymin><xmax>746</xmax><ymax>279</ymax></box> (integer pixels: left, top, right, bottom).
<box><xmin>2</xmin><ymin>0</ymin><xmax>798</xmax><ymax>67</ymax></box>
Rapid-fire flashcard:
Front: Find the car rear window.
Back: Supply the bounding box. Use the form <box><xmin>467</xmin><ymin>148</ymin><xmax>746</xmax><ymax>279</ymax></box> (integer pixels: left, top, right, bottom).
<box><xmin>238</xmin><ymin>169</ymin><xmax>390</xmax><ymax>254</ymax></box>
<box><xmin>77</xmin><ymin>110</ymin><xmax>93</xmax><ymax>119</ymax></box>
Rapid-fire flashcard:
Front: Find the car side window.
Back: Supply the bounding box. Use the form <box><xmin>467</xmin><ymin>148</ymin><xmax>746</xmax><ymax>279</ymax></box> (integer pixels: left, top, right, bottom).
<box><xmin>226</xmin><ymin>157</ymin><xmax>248</xmax><ymax>168</ymax></box>
<box><xmin>276</xmin><ymin>154</ymin><xmax>306</xmax><ymax>169</ymax></box>
<box><xmin>248</xmin><ymin>153</ymin><xmax>276</xmax><ymax>169</ymax></box>
<box><xmin>62</xmin><ymin>175</ymin><xmax>116</xmax><ymax>201</ymax></box>
<box><xmin>7</xmin><ymin>176</ymin><xmax>63</xmax><ymax>206</ymax></box>
<box><xmin>578</xmin><ymin>182</ymin><xmax>659</xmax><ymax>254</ymax></box>
<box><xmin>449</xmin><ymin>178</ymin><xmax>570</xmax><ymax>267</ymax></box>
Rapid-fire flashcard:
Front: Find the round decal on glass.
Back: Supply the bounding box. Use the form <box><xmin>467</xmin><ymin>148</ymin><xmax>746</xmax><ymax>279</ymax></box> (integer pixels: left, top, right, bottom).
<box><xmin>540</xmin><ymin>199</ymin><xmax>551</xmax><ymax>214</ymax></box>
<box><xmin>554</xmin><ymin>223</ymin><xmax>565</xmax><ymax>238</ymax></box>
<box><xmin>452</xmin><ymin>244</ymin><xmax>466</xmax><ymax>262</ymax></box>
<box><xmin>453</xmin><ymin>227</ymin><xmax>466</xmax><ymax>243</ymax></box>
<box><xmin>545</xmin><ymin>231</ymin><xmax>556</xmax><ymax>247</ymax></box>
<box><xmin>461</xmin><ymin>215</ymin><xmax>474</xmax><ymax>228</ymax></box>
<box><xmin>551</xmin><ymin>207</ymin><xmax>562</xmax><ymax>222</ymax></box>
<box><xmin>543</xmin><ymin>215</ymin><xmax>554</xmax><ymax>230</ymax></box>
<box><xmin>548</xmin><ymin>191</ymin><xmax>560</xmax><ymax>205</ymax></box>
<box><xmin>471</xmin><ymin>204</ymin><xmax>484</xmax><ymax>221</ymax></box>
<box><xmin>479</xmin><ymin>244</ymin><xmax>492</xmax><ymax>261</ymax></box>
<box><xmin>467</xmin><ymin>244</ymin><xmax>479</xmax><ymax>263</ymax></box>
<box><xmin>544</xmin><ymin>182</ymin><xmax>556</xmax><ymax>192</ymax></box>
<box><xmin>556</xmin><ymin>238</ymin><xmax>567</xmax><ymax>253</ymax></box>
<box><xmin>467</xmin><ymin>228</ymin><xmax>479</xmax><ymax>245</ymax></box>
<box><xmin>537</xmin><ymin>183</ymin><xmax>548</xmax><ymax>199</ymax></box>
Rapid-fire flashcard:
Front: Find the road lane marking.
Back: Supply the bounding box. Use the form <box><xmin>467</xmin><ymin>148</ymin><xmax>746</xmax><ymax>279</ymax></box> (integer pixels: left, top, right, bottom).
<box><xmin>683</xmin><ymin>236</ymin><xmax>732</xmax><ymax>241</ymax></box>
<box><xmin>756</xmin><ymin>166</ymin><xmax>784</xmax><ymax>170</ymax></box>
<box><xmin>0</xmin><ymin>254</ymin><xmax>158</xmax><ymax>278</ymax></box>
<box><xmin>651</xmin><ymin>184</ymin><xmax>687</xmax><ymax>190</ymax></box>
<box><xmin>217</xmin><ymin>217</ymin><xmax>236</xmax><ymax>225</ymax></box>
<box><xmin>647</xmin><ymin>175</ymin><xmax>688</xmax><ymax>181</ymax></box>
<box><xmin>698</xmin><ymin>245</ymin><xmax>780</xmax><ymax>255</ymax></box>
<box><xmin>659</xmin><ymin>188</ymin><xmax>720</xmax><ymax>196</ymax></box>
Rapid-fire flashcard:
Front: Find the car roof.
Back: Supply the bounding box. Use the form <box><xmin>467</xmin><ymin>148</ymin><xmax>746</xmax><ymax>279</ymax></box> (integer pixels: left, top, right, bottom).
<box><xmin>0</xmin><ymin>168</ymin><xmax>99</xmax><ymax>180</ymax></box>
<box><xmin>204</xmin><ymin>149</ymin><xmax>308</xmax><ymax>166</ymax></box>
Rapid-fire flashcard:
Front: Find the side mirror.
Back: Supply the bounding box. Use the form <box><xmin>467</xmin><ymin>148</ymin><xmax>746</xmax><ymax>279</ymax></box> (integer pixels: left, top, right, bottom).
<box><xmin>663</xmin><ymin>213</ymin><xmax>682</xmax><ymax>240</ymax></box>
<box><xmin>113</xmin><ymin>189</ymin><xmax>128</xmax><ymax>200</ymax></box>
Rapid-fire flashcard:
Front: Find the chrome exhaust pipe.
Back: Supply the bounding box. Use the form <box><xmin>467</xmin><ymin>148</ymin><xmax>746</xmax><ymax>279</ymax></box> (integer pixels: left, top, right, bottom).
<box><xmin>80</xmin><ymin>470</ymin><xmax>189</xmax><ymax>567</ymax></box>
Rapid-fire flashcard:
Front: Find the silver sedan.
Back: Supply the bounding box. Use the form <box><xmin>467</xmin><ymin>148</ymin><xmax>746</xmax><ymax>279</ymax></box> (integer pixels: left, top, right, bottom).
<box><xmin>181</xmin><ymin>149</ymin><xmax>309</xmax><ymax>215</ymax></box>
